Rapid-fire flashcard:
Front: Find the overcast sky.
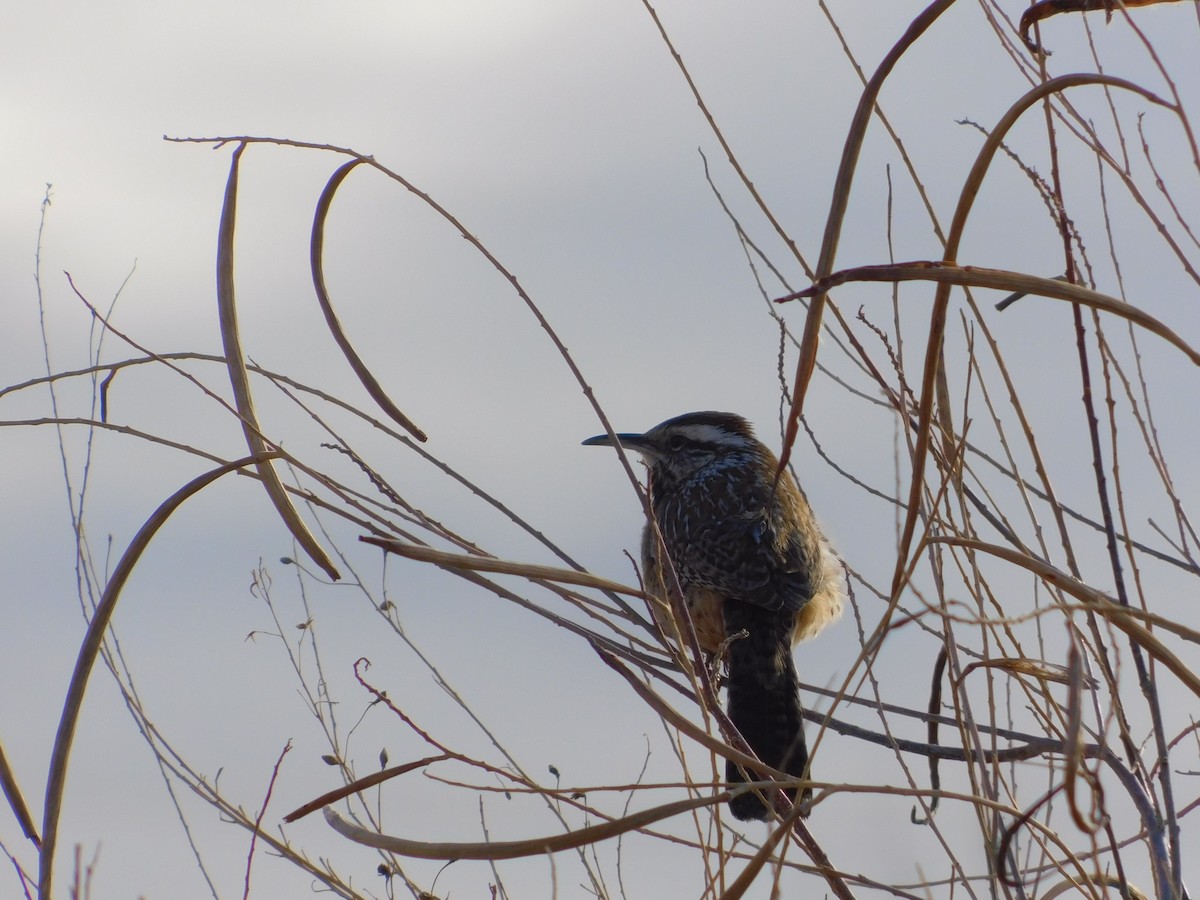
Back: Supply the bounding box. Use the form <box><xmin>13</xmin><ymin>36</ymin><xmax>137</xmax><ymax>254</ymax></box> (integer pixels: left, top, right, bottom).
<box><xmin>4</xmin><ymin>2</ymin><xmax>1199</xmax><ymax>898</ymax></box>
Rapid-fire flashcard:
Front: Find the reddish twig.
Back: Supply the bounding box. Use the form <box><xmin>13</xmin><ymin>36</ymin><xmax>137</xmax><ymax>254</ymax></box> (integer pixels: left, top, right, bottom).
<box><xmin>243</xmin><ymin>740</ymin><xmax>292</xmax><ymax>900</ymax></box>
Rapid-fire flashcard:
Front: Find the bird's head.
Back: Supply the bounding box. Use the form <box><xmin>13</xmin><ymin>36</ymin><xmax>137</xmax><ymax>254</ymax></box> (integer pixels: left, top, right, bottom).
<box><xmin>582</xmin><ymin>411</ymin><xmax>760</xmax><ymax>488</ymax></box>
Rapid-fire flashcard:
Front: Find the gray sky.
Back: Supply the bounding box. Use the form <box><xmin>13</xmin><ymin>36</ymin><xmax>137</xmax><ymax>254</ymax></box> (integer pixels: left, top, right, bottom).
<box><xmin>4</xmin><ymin>2</ymin><xmax>1199</xmax><ymax>897</ymax></box>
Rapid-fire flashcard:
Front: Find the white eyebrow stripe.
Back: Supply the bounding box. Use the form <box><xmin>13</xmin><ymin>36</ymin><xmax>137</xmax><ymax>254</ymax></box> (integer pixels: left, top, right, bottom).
<box><xmin>672</xmin><ymin>424</ymin><xmax>746</xmax><ymax>447</ymax></box>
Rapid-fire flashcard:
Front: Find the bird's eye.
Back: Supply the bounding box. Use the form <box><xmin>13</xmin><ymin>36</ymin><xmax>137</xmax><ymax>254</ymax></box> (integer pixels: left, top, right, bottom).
<box><xmin>667</xmin><ymin>435</ymin><xmax>686</xmax><ymax>452</ymax></box>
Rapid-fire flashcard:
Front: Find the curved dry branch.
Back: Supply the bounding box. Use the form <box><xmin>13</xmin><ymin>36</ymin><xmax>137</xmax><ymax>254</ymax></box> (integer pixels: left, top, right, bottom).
<box><xmin>215</xmin><ymin>142</ymin><xmax>340</xmax><ymax>581</ymax></box>
<box><xmin>359</xmin><ymin>535</ymin><xmax>648</xmax><ymax>598</ymax></box>
<box><xmin>310</xmin><ymin>159</ymin><xmax>428</xmax><ymax>442</ymax></box>
<box><xmin>282</xmin><ymin>754</ymin><xmax>452</xmax><ymax>824</ymax></box>
<box><xmin>38</xmin><ymin>453</ymin><xmax>275</xmax><ymax>900</ymax></box>
<box><xmin>781</xmin><ymin>262</ymin><xmax>1200</xmax><ymax>365</ymax></box>
<box><xmin>322</xmin><ymin>792</ymin><xmax>725</xmax><ymax>861</ymax></box>
<box><xmin>1019</xmin><ymin>0</ymin><xmax>1188</xmax><ymax>55</ymax></box>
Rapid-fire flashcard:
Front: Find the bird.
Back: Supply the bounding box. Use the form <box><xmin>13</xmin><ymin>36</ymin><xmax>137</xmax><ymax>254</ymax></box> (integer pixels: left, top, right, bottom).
<box><xmin>583</xmin><ymin>411</ymin><xmax>844</xmax><ymax>821</ymax></box>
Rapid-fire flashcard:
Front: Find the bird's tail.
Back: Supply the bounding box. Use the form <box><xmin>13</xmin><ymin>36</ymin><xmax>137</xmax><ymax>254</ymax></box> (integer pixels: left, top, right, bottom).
<box><xmin>722</xmin><ymin>602</ymin><xmax>810</xmax><ymax>821</ymax></box>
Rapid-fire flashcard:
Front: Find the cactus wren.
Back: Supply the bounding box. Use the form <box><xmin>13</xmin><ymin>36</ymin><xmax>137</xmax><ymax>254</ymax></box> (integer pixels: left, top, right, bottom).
<box><xmin>584</xmin><ymin>411</ymin><xmax>844</xmax><ymax>821</ymax></box>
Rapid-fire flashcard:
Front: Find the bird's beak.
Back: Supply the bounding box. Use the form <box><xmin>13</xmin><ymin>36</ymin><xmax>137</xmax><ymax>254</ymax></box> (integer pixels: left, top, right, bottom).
<box><xmin>581</xmin><ymin>431</ymin><xmax>653</xmax><ymax>452</ymax></box>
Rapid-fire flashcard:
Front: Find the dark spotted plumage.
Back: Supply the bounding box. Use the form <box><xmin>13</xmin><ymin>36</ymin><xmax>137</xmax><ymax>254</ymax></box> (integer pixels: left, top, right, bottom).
<box><xmin>584</xmin><ymin>411</ymin><xmax>844</xmax><ymax>821</ymax></box>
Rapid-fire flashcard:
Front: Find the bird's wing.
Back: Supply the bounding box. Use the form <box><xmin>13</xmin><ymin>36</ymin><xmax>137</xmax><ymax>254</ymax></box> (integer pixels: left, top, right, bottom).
<box><xmin>684</xmin><ymin>508</ymin><xmax>813</xmax><ymax>612</ymax></box>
